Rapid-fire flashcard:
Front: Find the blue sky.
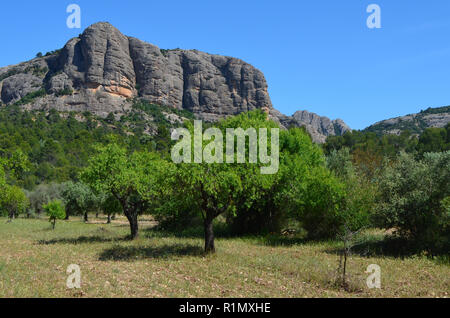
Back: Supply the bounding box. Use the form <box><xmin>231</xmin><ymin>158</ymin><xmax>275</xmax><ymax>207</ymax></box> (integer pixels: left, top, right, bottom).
<box><xmin>0</xmin><ymin>0</ymin><xmax>449</xmax><ymax>129</ymax></box>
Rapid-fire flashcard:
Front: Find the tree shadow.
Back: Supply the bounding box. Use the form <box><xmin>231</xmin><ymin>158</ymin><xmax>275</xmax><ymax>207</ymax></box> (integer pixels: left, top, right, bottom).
<box><xmin>98</xmin><ymin>244</ymin><xmax>204</xmax><ymax>261</ymax></box>
<box><xmin>255</xmin><ymin>235</ymin><xmax>309</xmax><ymax>247</ymax></box>
<box><xmin>38</xmin><ymin>235</ymin><xmax>129</xmax><ymax>245</ymax></box>
<box><xmin>323</xmin><ymin>236</ymin><xmax>422</xmax><ymax>259</ymax></box>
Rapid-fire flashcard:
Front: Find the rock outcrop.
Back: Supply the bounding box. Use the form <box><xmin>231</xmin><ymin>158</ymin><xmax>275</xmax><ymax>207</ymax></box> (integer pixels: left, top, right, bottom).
<box><xmin>0</xmin><ymin>22</ymin><xmax>351</xmax><ymax>142</ymax></box>
<box><xmin>269</xmin><ymin>109</ymin><xmax>351</xmax><ymax>143</ymax></box>
<box><xmin>0</xmin><ymin>22</ymin><xmax>272</xmax><ymax>120</ymax></box>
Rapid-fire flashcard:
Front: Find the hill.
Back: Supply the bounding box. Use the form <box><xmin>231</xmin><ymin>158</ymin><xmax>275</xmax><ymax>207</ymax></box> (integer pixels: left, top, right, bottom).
<box><xmin>364</xmin><ymin>106</ymin><xmax>450</xmax><ymax>135</ymax></box>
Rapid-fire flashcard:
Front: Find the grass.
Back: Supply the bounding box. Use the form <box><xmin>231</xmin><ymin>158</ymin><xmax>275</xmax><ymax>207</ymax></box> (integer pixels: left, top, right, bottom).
<box><xmin>0</xmin><ymin>217</ymin><xmax>448</xmax><ymax>298</ymax></box>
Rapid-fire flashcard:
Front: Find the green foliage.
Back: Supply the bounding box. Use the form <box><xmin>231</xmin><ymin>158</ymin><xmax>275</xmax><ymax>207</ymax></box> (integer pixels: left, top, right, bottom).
<box><xmin>0</xmin><ymin>107</ymin><xmax>155</xmax><ymax>188</ymax></box>
<box><xmin>0</xmin><ymin>152</ymin><xmax>30</xmax><ymax>219</ymax></box>
<box><xmin>44</xmin><ymin>49</ymin><xmax>62</xmax><ymax>57</ymax></box>
<box><xmin>0</xmin><ymin>69</ymin><xmax>21</xmax><ymax>82</ymax></box>
<box><xmin>13</xmin><ymin>89</ymin><xmax>47</xmax><ymax>106</ymax></box>
<box><xmin>81</xmin><ymin>143</ymin><xmax>172</xmax><ymax>238</ymax></box>
<box><xmin>416</xmin><ymin>124</ymin><xmax>450</xmax><ymax>155</ymax></box>
<box><xmin>24</xmin><ymin>65</ymin><xmax>48</xmax><ymax>77</ymax></box>
<box><xmin>26</xmin><ymin>183</ymin><xmax>64</xmax><ymax>216</ymax></box>
<box><xmin>364</xmin><ymin>107</ymin><xmax>449</xmax><ymax>136</ymax></box>
<box><xmin>324</xmin><ymin>129</ymin><xmax>418</xmax><ymax>159</ymax></box>
<box><xmin>375</xmin><ymin>151</ymin><xmax>450</xmax><ymax>253</ymax></box>
<box><xmin>129</xmin><ymin>99</ymin><xmax>194</xmax><ymax>125</ymax></box>
<box><xmin>326</xmin><ymin>148</ymin><xmax>376</xmax><ymax>233</ymax></box>
<box><xmin>61</xmin><ymin>181</ymin><xmax>98</xmax><ymax>218</ymax></box>
<box><xmin>419</xmin><ymin>105</ymin><xmax>450</xmax><ymax>115</ymax></box>
<box><xmin>43</xmin><ymin>200</ymin><xmax>65</xmax><ymax>229</ymax></box>
<box><xmin>162</xmin><ymin>111</ymin><xmax>347</xmax><ymax>250</ymax></box>
<box><xmin>54</xmin><ymin>88</ymin><xmax>73</xmax><ymax>97</ymax></box>
<box><xmin>101</xmin><ymin>194</ymin><xmax>122</xmax><ymax>222</ymax></box>
<box><xmin>0</xmin><ymin>185</ymin><xmax>28</xmax><ymax>219</ymax></box>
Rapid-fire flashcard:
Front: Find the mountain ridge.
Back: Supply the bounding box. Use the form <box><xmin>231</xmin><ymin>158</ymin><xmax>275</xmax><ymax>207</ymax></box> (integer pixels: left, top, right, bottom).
<box><xmin>0</xmin><ymin>21</ymin><xmax>397</xmax><ymax>144</ymax></box>
<box><xmin>364</xmin><ymin>105</ymin><xmax>450</xmax><ymax>136</ymax></box>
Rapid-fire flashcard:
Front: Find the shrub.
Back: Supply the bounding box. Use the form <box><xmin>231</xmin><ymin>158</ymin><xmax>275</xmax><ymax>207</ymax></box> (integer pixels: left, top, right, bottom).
<box><xmin>55</xmin><ymin>88</ymin><xmax>73</xmax><ymax>97</ymax></box>
<box><xmin>375</xmin><ymin>151</ymin><xmax>450</xmax><ymax>253</ymax></box>
<box><xmin>13</xmin><ymin>89</ymin><xmax>47</xmax><ymax>106</ymax></box>
<box><xmin>27</xmin><ymin>183</ymin><xmax>65</xmax><ymax>216</ymax></box>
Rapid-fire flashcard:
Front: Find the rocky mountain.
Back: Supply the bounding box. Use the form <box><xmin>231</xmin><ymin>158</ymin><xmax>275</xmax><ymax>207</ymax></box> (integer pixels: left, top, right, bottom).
<box><xmin>0</xmin><ymin>22</ymin><xmax>350</xmax><ymax>143</ymax></box>
<box><xmin>269</xmin><ymin>109</ymin><xmax>351</xmax><ymax>143</ymax></box>
<box><xmin>364</xmin><ymin>106</ymin><xmax>450</xmax><ymax>136</ymax></box>
<box><xmin>0</xmin><ymin>22</ymin><xmax>271</xmax><ymax>121</ymax></box>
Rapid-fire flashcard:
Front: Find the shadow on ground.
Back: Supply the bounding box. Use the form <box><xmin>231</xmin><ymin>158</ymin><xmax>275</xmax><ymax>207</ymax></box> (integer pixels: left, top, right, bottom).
<box><xmin>98</xmin><ymin>244</ymin><xmax>204</xmax><ymax>261</ymax></box>
<box><xmin>38</xmin><ymin>235</ymin><xmax>129</xmax><ymax>245</ymax></box>
<box><xmin>253</xmin><ymin>235</ymin><xmax>308</xmax><ymax>247</ymax></box>
<box><xmin>324</xmin><ymin>236</ymin><xmax>427</xmax><ymax>259</ymax></box>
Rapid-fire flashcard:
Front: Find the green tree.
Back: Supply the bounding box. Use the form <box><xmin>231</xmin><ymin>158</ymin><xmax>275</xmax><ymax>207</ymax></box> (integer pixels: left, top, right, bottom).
<box><xmin>0</xmin><ymin>185</ymin><xmax>29</xmax><ymax>220</ymax></box>
<box><xmin>43</xmin><ymin>200</ymin><xmax>66</xmax><ymax>229</ymax></box>
<box><xmin>327</xmin><ymin>148</ymin><xmax>376</xmax><ymax>233</ymax></box>
<box><xmin>61</xmin><ymin>181</ymin><xmax>98</xmax><ymax>221</ymax></box>
<box><xmin>166</xmin><ymin>111</ymin><xmax>287</xmax><ymax>252</ymax></box>
<box><xmin>81</xmin><ymin>143</ymin><xmax>170</xmax><ymax>239</ymax></box>
<box><xmin>376</xmin><ymin>151</ymin><xmax>450</xmax><ymax>253</ymax></box>
<box><xmin>101</xmin><ymin>194</ymin><xmax>122</xmax><ymax>224</ymax></box>
<box><xmin>274</xmin><ymin>128</ymin><xmax>345</xmax><ymax>239</ymax></box>
<box><xmin>417</xmin><ymin>125</ymin><xmax>449</xmax><ymax>155</ymax></box>
<box><xmin>26</xmin><ymin>183</ymin><xmax>64</xmax><ymax>216</ymax></box>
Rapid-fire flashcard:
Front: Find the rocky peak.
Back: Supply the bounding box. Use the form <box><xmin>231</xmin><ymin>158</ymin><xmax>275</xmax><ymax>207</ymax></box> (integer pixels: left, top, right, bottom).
<box><xmin>0</xmin><ymin>22</ymin><xmax>272</xmax><ymax>120</ymax></box>
<box><xmin>270</xmin><ymin>109</ymin><xmax>351</xmax><ymax>143</ymax></box>
<box><xmin>0</xmin><ymin>22</ymin><xmax>352</xmax><ymax>143</ymax></box>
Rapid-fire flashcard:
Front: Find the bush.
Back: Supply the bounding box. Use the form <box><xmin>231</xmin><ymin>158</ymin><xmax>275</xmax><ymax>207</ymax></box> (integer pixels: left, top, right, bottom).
<box><xmin>55</xmin><ymin>88</ymin><xmax>73</xmax><ymax>97</ymax></box>
<box><xmin>13</xmin><ymin>89</ymin><xmax>47</xmax><ymax>106</ymax></box>
<box><xmin>375</xmin><ymin>151</ymin><xmax>450</xmax><ymax>253</ymax></box>
<box><xmin>27</xmin><ymin>183</ymin><xmax>65</xmax><ymax>216</ymax></box>
<box><xmin>43</xmin><ymin>200</ymin><xmax>66</xmax><ymax>229</ymax></box>
<box><xmin>326</xmin><ymin>148</ymin><xmax>376</xmax><ymax>233</ymax></box>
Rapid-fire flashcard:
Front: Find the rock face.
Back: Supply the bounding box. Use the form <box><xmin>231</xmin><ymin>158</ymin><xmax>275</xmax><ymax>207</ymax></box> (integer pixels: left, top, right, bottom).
<box><xmin>0</xmin><ymin>22</ymin><xmax>351</xmax><ymax>142</ymax></box>
<box><xmin>0</xmin><ymin>22</ymin><xmax>272</xmax><ymax>120</ymax></box>
<box><xmin>269</xmin><ymin>109</ymin><xmax>351</xmax><ymax>143</ymax></box>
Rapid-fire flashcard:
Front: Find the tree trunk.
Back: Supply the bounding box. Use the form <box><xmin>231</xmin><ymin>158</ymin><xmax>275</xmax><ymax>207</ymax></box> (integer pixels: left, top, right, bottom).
<box><xmin>126</xmin><ymin>212</ymin><xmax>139</xmax><ymax>239</ymax></box>
<box><xmin>107</xmin><ymin>213</ymin><xmax>111</xmax><ymax>224</ymax></box>
<box><xmin>204</xmin><ymin>218</ymin><xmax>215</xmax><ymax>253</ymax></box>
<box><xmin>84</xmin><ymin>212</ymin><xmax>88</xmax><ymax>223</ymax></box>
<box><xmin>52</xmin><ymin>219</ymin><xmax>56</xmax><ymax>230</ymax></box>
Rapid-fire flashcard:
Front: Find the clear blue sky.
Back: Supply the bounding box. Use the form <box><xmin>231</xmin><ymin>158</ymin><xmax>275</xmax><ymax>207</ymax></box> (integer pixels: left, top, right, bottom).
<box><xmin>1</xmin><ymin>0</ymin><xmax>449</xmax><ymax>129</ymax></box>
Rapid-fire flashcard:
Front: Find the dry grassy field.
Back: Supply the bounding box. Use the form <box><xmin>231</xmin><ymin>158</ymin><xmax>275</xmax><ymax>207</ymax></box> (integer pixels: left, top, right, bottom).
<box><xmin>0</xmin><ymin>217</ymin><xmax>448</xmax><ymax>298</ymax></box>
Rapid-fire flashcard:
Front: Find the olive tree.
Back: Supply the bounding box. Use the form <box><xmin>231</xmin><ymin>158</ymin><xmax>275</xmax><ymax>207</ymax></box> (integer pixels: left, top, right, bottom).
<box><xmin>376</xmin><ymin>151</ymin><xmax>450</xmax><ymax>252</ymax></box>
<box><xmin>61</xmin><ymin>181</ymin><xmax>98</xmax><ymax>221</ymax></box>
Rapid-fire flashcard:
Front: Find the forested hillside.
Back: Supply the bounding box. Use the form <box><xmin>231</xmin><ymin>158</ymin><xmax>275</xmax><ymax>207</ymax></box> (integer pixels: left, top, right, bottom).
<box><xmin>0</xmin><ymin>100</ymin><xmax>190</xmax><ymax>189</ymax></box>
